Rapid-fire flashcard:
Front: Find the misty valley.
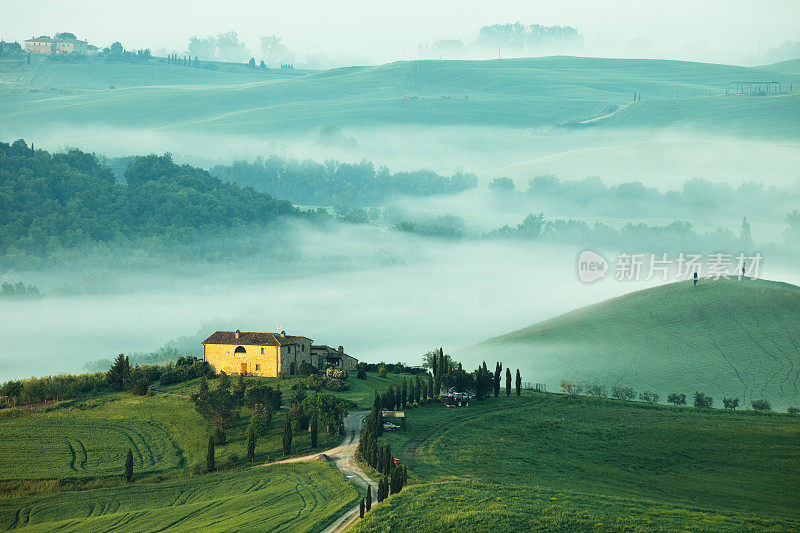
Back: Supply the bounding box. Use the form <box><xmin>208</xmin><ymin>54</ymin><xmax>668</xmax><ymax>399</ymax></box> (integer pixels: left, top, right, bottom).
<box><xmin>1</xmin><ymin>6</ymin><xmax>799</xmax><ymax>532</ymax></box>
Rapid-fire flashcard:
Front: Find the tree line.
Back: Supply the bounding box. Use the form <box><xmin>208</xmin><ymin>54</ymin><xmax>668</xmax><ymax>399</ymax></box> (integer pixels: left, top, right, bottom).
<box><xmin>560</xmin><ymin>379</ymin><xmax>796</xmax><ymax>413</ymax></box>
<box><xmin>211</xmin><ymin>155</ymin><xmax>478</xmax><ymax>207</ymax></box>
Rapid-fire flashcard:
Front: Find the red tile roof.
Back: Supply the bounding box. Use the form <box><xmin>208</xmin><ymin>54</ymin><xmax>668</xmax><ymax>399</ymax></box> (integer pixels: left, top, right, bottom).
<box><xmin>203</xmin><ymin>331</ymin><xmax>312</xmax><ymax>346</ymax></box>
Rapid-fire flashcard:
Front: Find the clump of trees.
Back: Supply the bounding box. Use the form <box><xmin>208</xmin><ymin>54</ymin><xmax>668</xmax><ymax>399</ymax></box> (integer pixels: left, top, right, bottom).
<box><xmin>357</xmin><ymin>393</ymin><xmax>407</xmax><ymax>503</ymax></box>
<box><xmin>722</xmin><ymin>397</ymin><xmax>740</xmax><ymax>410</ymax></box>
<box><xmin>667</xmin><ymin>393</ymin><xmax>687</xmax><ymax>406</ymax></box>
<box><xmin>0</xmin><ymin>281</ymin><xmax>41</xmax><ymax>299</ymax></box>
<box><xmin>194</xmin><ymin>372</ymin><xmax>241</xmax><ymax>444</ymax></box>
<box><xmin>751</xmin><ymin>399</ymin><xmax>771</xmax><ymax>411</ymax></box>
<box><xmin>694</xmin><ymin>391</ymin><xmax>713</xmax><ymax>408</ymax></box>
<box><xmin>611</xmin><ymin>386</ymin><xmax>636</xmax><ymax>401</ymax></box>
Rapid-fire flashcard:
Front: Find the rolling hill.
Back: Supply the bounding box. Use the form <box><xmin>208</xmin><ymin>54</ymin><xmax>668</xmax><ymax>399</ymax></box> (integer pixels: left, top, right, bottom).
<box><xmin>461</xmin><ymin>278</ymin><xmax>800</xmax><ymax>410</ymax></box>
<box><xmin>1</xmin><ymin>56</ymin><xmax>799</xmax><ymax>137</ymax></box>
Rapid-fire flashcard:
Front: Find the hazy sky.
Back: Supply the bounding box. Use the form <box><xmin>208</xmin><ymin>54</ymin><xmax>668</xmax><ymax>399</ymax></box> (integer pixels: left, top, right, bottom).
<box><xmin>3</xmin><ymin>0</ymin><xmax>799</xmax><ymax>66</ymax></box>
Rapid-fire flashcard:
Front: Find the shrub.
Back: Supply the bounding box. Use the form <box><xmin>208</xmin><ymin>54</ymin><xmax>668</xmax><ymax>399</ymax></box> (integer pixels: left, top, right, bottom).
<box><xmin>667</xmin><ymin>393</ymin><xmax>686</xmax><ymax>406</ymax></box>
<box><xmin>611</xmin><ymin>386</ymin><xmax>635</xmax><ymax>401</ymax></box>
<box><xmin>788</xmin><ymin>406</ymin><xmax>799</xmax><ymax>414</ymax></box>
<box><xmin>357</xmin><ymin>368</ymin><xmax>367</xmax><ymax>380</ymax></box>
<box><xmin>378</xmin><ymin>364</ymin><xmax>387</xmax><ymax>378</ymax></box>
<box><xmin>639</xmin><ymin>391</ymin><xmax>659</xmax><ymax>404</ymax></box>
<box><xmin>325</xmin><ymin>378</ymin><xmax>350</xmax><ymax>392</ymax></box>
<box><xmin>306</xmin><ymin>375</ymin><xmax>324</xmax><ymax>391</ymax></box>
<box><xmin>694</xmin><ymin>391</ymin><xmax>713</xmax><ymax>408</ymax></box>
<box><xmin>298</xmin><ymin>362</ymin><xmax>317</xmax><ymax>376</ymax></box>
<box><xmin>751</xmin><ymin>399</ymin><xmax>771</xmax><ymax>411</ymax></box>
<box><xmin>326</xmin><ymin>368</ymin><xmax>347</xmax><ymax>380</ymax></box>
<box><xmin>586</xmin><ymin>383</ymin><xmax>607</xmax><ymax>397</ymax></box>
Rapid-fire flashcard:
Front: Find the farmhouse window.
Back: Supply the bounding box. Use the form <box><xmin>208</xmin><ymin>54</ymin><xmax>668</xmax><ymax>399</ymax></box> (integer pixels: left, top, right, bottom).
<box><xmin>255</xmin><ymin>364</ymin><xmax>260</xmax><ymax>371</ymax></box>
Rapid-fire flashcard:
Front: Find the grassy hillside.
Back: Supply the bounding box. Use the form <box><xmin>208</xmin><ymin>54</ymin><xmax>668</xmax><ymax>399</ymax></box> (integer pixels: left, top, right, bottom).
<box><xmin>0</xmin><ymin>462</ymin><xmax>358</xmax><ymax>532</ymax></box>
<box><xmin>462</xmin><ymin>278</ymin><xmax>800</xmax><ymax>410</ymax></box>
<box><xmin>1</xmin><ymin>56</ymin><xmax>798</xmax><ymax>137</ymax></box>
<box><xmin>355</xmin><ymin>394</ymin><xmax>800</xmax><ymax>531</ymax></box>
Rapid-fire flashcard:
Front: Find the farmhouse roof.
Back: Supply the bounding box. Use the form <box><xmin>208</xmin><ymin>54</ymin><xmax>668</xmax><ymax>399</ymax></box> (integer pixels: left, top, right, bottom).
<box><xmin>203</xmin><ymin>331</ymin><xmax>312</xmax><ymax>346</ymax></box>
<box><xmin>27</xmin><ymin>36</ymin><xmax>54</xmax><ymax>42</ymax></box>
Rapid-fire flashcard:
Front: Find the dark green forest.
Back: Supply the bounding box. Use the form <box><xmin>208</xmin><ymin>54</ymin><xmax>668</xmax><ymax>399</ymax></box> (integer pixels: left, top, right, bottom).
<box><xmin>0</xmin><ymin>140</ymin><xmax>295</xmax><ymax>267</ymax></box>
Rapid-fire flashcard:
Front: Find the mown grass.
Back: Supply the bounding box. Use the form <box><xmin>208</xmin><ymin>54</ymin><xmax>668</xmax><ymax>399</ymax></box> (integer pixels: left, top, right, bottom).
<box><xmin>358</xmin><ymin>393</ymin><xmax>800</xmax><ymax>530</ymax></box>
<box><xmin>0</xmin><ymin>461</ymin><xmax>359</xmax><ymax>532</ymax></box>
<box><xmin>2</xmin><ymin>56</ymin><xmax>798</xmax><ymax>136</ymax></box>
<box><xmin>465</xmin><ymin>278</ymin><xmax>800</xmax><ymax>411</ymax></box>
<box><xmin>353</xmin><ymin>479</ymin><xmax>799</xmax><ymax>532</ymax></box>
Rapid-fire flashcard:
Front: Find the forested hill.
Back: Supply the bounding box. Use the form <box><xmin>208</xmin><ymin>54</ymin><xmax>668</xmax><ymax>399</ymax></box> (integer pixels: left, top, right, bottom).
<box><xmin>0</xmin><ymin>140</ymin><xmax>295</xmax><ymax>266</ymax></box>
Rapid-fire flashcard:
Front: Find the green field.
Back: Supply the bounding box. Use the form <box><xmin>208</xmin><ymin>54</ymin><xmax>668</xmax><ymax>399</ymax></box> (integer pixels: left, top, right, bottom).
<box><xmin>1</xmin><ymin>56</ymin><xmax>798</xmax><ymax>137</ymax></box>
<box><xmin>0</xmin><ymin>372</ymin><xmax>402</xmax><ymax>482</ymax></box>
<box><xmin>0</xmin><ymin>416</ymin><xmax>182</xmax><ymax>480</ymax></box>
<box><xmin>355</xmin><ymin>393</ymin><xmax>800</xmax><ymax>531</ymax></box>
<box><xmin>0</xmin><ymin>461</ymin><xmax>358</xmax><ymax>532</ymax></box>
<box><xmin>462</xmin><ymin>278</ymin><xmax>800</xmax><ymax>411</ymax></box>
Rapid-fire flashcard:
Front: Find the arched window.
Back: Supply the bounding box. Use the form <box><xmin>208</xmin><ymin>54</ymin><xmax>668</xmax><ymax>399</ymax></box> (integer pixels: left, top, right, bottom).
<box><xmin>234</xmin><ymin>346</ymin><xmax>246</xmax><ymax>354</ymax></box>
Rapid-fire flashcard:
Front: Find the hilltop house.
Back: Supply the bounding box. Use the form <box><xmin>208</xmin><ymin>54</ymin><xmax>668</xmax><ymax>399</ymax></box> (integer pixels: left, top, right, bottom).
<box><xmin>202</xmin><ymin>330</ymin><xmax>358</xmax><ymax>377</ymax></box>
<box><xmin>24</xmin><ymin>34</ymin><xmax>91</xmax><ymax>55</ymax></box>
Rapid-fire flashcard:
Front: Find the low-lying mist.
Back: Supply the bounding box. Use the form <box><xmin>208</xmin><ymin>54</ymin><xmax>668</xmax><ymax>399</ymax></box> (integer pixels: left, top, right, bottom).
<box><xmin>2</xmin><ymin>218</ymin><xmax>799</xmax><ymax>383</ymax></box>
<box><xmin>6</xmin><ymin>123</ymin><xmax>800</xmax><ymax>192</ymax></box>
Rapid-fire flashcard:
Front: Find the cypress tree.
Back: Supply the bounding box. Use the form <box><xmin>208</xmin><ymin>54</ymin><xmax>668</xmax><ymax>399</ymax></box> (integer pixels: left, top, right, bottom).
<box><xmin>206</xmin><ymin>435</ymin><xmax>215</xmax><ymax>472</ymax></box>
<box><xmin>246</xmin><ymin>426</ymin><xmax>256</xmax><ymax>463</ymax></box>
<box><xmin>494</xmin><ymin>362</ymin><xmax>502</xmax><ymax>397</ymax></box>
<box><xmin>415</xmin><ymin>375</ymin><xmax>422</xmax><ymax>403</ymax></box>
<box><xmin>401</xmin><ymin>379</ymin><xmax>408</xmax><ymax>408</ymax></box>
<box><xmin>515</xmin><ymin>369</ymin><xmax>522</xmax><ymax>396</ymax></box>
<box><xmin>427</xmin><ymin>373</ymin><xmax>433</xmax><ymax>400</ymax></box>
<box><xmin>282</xmin><ymin>417</ymin><xmax>292</xmax><ymax>457</ymax></box>
<box><xmin>366</xmin><ymin>486</ymin><xmax>372</xmax><ymax>510</ymax></box>
<box><xmin>310</xmin><ymin>411</ymin><xmax>318</xmax><ymax>447</ymax></box>
<box><xmin>505</xmin><ymin>368</ymin><xmax>512</xmax><ymax>396</ymax></box>
<box><xmin>359</xmin><ymin>498</ymin><xmax>365</xmax><ymax>518</ymax></box>
<box><xmin>390</xmin><ymin>465</ymin><xmax>399</xmax><ymax>494</ymax></box>
<box><xmin>124</xmin><ymin>448</ymin><xmax>133</xmax><ymax>482</ymax></box>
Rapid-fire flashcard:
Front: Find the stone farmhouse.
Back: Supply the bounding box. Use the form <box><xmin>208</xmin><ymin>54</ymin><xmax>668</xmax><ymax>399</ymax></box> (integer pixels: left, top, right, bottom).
<box><xmin>202</xmin><ymin>330</ymin><xmax>358</xmax><ymax>377</ymax></box>
<box><xmin>24</xmin><ymin>34</ymin><xmax>93</xmax><ymax>55</ymax></box>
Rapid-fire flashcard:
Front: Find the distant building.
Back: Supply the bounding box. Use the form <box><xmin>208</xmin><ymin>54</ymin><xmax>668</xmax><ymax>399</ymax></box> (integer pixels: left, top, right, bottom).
<box><xmin>24</xmin><ymin>34</ymin><xmax>91</xmax><ymax>55</ymax></box>
<box><xmin>311</xmin><ymin>344</ymin><xmax>358</xmax><ymax>371</ymax></box>
<box><xmin>24</xmin><ymin>36</ymin><xmax>54</xmax><ymax>54</ymax></box>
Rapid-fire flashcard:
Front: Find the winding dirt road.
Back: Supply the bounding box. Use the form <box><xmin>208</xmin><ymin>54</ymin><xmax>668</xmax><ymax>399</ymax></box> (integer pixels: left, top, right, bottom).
<box><xmin>260</xmin><ymin>410</ymin><xmax>377</xmax><ymax>532</ymax></box>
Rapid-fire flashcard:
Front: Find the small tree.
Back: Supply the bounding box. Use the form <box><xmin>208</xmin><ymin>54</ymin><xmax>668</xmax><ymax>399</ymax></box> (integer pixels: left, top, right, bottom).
<box><xmin>751</xmin><ymin>399</ymin><xmax>771</xmax><ymax>411</ymax></box>
<box><xmin>310</xmin><ymin>411</ymin><xmax>318</xmax><ymax>447</ymax></box>
<box><xmin>639</xmin><ymin>391</ymin><xmax>659</xmax><ymax>404</ymax></box>
<box><xmin>124</xmin><ymin>448</ymin><xmax>133</xmax><ymax>482</ymax></box>
<box><xmin>246</xmin><ymin>426</ymin><xmax>256</xmax><ymax>463</ymax></box>
<box><xmin>505</xmin><ymin>368</ymin><xmax>512</xmax><ymax>396</ymax></box>
<box><xmin>248</xmin><ymin>57</ymin><xmax>256</xmax><ymax>68</ymax></box>
<box><xmin>787</xmin><ymin>406</ymin><xmax>799</xmax><ymax>414</ymax></box>
<box><xmin>722</xmin><ymin>397</ymin><xmax>739</xmax><ymax>410</ymax></box>
<box><xmin>586</xmin><ymin>383</ymin><xmax>607</xmax><ymax>397</ymax></box>
<box><xmin>694</xmin><ymin>391</ymin><xmax>713</xmax><ymax>408</ymax></box>
<box><xmin>282</xmin><ymin>417</ymin><xmax>292</xmax><ymax>456</ymax></box>
<box><xmin>360</xmin><ymin>498</ymin><xmax>365</xmax><ymax>518</ymax></box>
<box><xmin>560</xmin><ymin>380</ymin><xmax>583</xmax><ymax>395</ymax></box>
<box><xmin>667</xmin><ymin>393</ymin><xmax>686</xmax><ymax>406</ymax></box>
<box><xmin>206</xmin><ymin>435</ymin><xmax>215</xmax><ymax>472</ymax></box>
<box><xmin>515</xmin><ymin>369</ymin><xmax>521</xmax><ymax>396</ymax></box>
<box><xmin>611</xmin><ymin>385</ymin><xmax>636</xmax><ymax>401</ymax></box>
<box><xmin>366</xmin><ymin>486</ymin><xmax>372</xmax><ymax>510</ymax></box>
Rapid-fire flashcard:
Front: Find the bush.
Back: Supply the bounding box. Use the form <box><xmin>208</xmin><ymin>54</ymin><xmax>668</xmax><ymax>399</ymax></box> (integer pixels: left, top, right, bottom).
<box><xmin>751</xmin><ymin>399</ymin><xmax>771</xmax><ymax>411</ymax></box>
<box><xmin>325</xmin><ymin>368</ymin><xmax>347</xmax><ymax>380</ymax></box>
<box><xmin>306</xmin><ymin>375</ymin><xmax>324</xmax><ymax>391</ymax></box>
<box><xmin>325</xmin><ymin>378</ymin><xmax>350</xmax><ymax>392</ymax></box>
<box><xmin>611</xmin><ymin>386</ymin><xmax>635</xmax><ymax>401</ymax></box>
<box><xmin>245</xmin><ymin>384</ymin><xmax>282</xmax><ymax>410</ymax></box>
<box><xmin>298</xmin><ymin>362</ymin><xmax>317</xmax><ymax>376</ymax></box>
<box><xmin>694</xmin><ymin>391</ymin><xmax>713</xmax><ymax>408</ymax></box>
<box><xmin>787</xmin><ymin>406</ymin><xmax>799</xmax><ymax>414</ymax></box>
<box><xmin>378</xmin><ymin>364</ymin><xmax>387</xmax><ymax>378</ymax></box>
<box><xmin>356</xmin><ymin>368</ymin><xmax>367</xmax><ymax>380</ymax></box>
